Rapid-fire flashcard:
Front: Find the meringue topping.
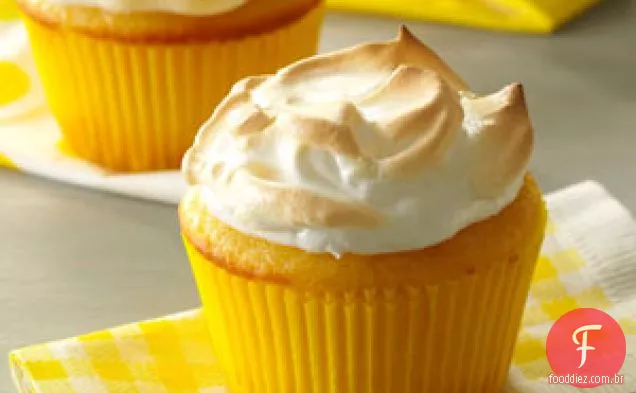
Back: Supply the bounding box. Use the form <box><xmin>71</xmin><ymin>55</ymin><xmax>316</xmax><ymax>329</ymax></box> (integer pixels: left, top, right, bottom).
<box><xmin>183</xmin><ymin>26</ymin><xmax>534</xmax><ymax>255</ymax></box>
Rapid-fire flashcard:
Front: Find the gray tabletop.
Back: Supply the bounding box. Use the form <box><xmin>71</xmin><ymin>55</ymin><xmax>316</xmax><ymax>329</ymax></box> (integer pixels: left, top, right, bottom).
<box><xmin>1</xmin><ymin>2</ymin><xmax>635</xmax><ymax>391</ymax></box>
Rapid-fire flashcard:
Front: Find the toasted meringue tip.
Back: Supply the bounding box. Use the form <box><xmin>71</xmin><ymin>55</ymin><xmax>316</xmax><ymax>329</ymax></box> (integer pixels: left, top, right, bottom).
<box><xmin>471</xmin><ymin>82</ymin><xmax>530</xmax><ymax>116</ymax></box>
<box><xmin>502</xmin><ymin>82</ymin><xmax>526</xmax><ymax>105</ymax></box>
<box><xmin>397</xmin><ymin>24</ymin><xmax>416</xmax><ymax>42</ymax></box>
<box><xmin>498</xmin><ymin>83</ymin><xmax>532</xmax><ymax>127</ymax></box>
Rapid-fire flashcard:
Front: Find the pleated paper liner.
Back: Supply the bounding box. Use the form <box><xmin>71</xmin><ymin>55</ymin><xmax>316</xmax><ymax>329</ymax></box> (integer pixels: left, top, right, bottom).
<box><xmin>20</xmin><ymin>4</ymin><xmax>324</xmax><ymax>172</ymax></box>
<box><xmin>9</xmin><ymin>183</ymin><xmax>636</xmax><ymax>392</ymax></box>
<box><xmin>185</xmin><ymin>236</ymin><xmax>539</xmax><ymax>393</ymax></box>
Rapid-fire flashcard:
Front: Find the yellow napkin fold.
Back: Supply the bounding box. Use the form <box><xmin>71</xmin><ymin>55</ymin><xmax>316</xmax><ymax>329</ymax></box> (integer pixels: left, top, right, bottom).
<box><xmin>9</xmin><ymin>182</ymin><xmax>636</xmax><ymax>392</ymax></box>
<box><xmin>10</xmin><ymin>311</ymin><xmax>226</xmax><ymax>393</ymax></box>
<box><xmin>325</xmin><ymin>0</ymin><xmax>602</xmax><ymax>33</ymax></box>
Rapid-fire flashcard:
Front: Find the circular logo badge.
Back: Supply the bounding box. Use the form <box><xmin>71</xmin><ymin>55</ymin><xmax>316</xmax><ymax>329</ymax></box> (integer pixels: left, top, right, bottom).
<box><xmin>546</xmin><ymin>308</ymin><xmax>626</xmax><ymax>388</ymax></box>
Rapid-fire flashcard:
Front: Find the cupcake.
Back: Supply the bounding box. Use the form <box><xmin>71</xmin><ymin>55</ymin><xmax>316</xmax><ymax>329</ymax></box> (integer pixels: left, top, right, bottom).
<box><xmin>17</xmin><ymin>0</ymin><xmax>324</xmax><ymax>172</ymax></box>
<box><xmin>180</xmin><ymin>26</ymin><xmax>546</xmax><ymax>393</ymax></box>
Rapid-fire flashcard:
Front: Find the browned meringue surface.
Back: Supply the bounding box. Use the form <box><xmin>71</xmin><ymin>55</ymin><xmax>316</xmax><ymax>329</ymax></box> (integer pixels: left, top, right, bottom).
<box><xmin>182</xmin><ymin>26</ymin><xmax>534</xmax><ymax>255</ymax></box>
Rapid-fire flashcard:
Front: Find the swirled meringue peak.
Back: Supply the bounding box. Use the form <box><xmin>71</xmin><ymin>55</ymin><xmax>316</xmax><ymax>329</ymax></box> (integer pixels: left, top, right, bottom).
<box><xmin>183</xmin><ymin>26</ymin><xmax>534</xmax><ymax>256</ymax></box>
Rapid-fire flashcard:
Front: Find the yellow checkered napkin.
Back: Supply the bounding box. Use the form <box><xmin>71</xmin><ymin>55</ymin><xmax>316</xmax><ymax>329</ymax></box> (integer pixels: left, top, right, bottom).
<box><xmin>9</xmin><ymin>181</ymin><xmax>636</xmax><ymax>393</ymax></box>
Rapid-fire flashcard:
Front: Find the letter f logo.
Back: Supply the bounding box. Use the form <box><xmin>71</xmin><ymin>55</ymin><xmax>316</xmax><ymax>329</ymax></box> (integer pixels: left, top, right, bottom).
<box><xmin>573</xmin><ymin>324</ymin><xmax>602</xmax><ymax>368</ymax></box>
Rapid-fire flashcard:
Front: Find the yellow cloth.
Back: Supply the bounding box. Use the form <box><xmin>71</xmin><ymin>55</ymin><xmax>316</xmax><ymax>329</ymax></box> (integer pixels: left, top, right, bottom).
<box><xmin>8</xmin><ymin>181</ymin><xmax>636</xmax><ymax>392</ymax></box>
<box><xmin>326</xmin><ymin>0</ymin><xmax>602</xmax><ymax>33</ymax></box>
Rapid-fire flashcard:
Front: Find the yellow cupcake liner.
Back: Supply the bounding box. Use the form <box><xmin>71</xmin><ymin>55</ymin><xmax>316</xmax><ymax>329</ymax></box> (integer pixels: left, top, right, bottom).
<box><xmin>184</xmin><ymin>237</ymin><xmax>540</xmax><ymax>393</ymax></box>
<box><xmin>20</xmin><ymin>5</ymin><xmax>324</xmax><ymax>172</ymax></box>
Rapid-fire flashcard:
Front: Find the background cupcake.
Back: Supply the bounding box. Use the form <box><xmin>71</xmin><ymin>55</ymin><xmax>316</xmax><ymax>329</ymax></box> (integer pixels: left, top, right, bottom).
<box><xmin>17</xmin><ymin>0</ymin><xmax>324</xmax><ymax>172</ymax></box>
<box><xmin>179</xmin><ymin>27</ymin><xmax>546</xmax><ymax>393</ymax></box>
